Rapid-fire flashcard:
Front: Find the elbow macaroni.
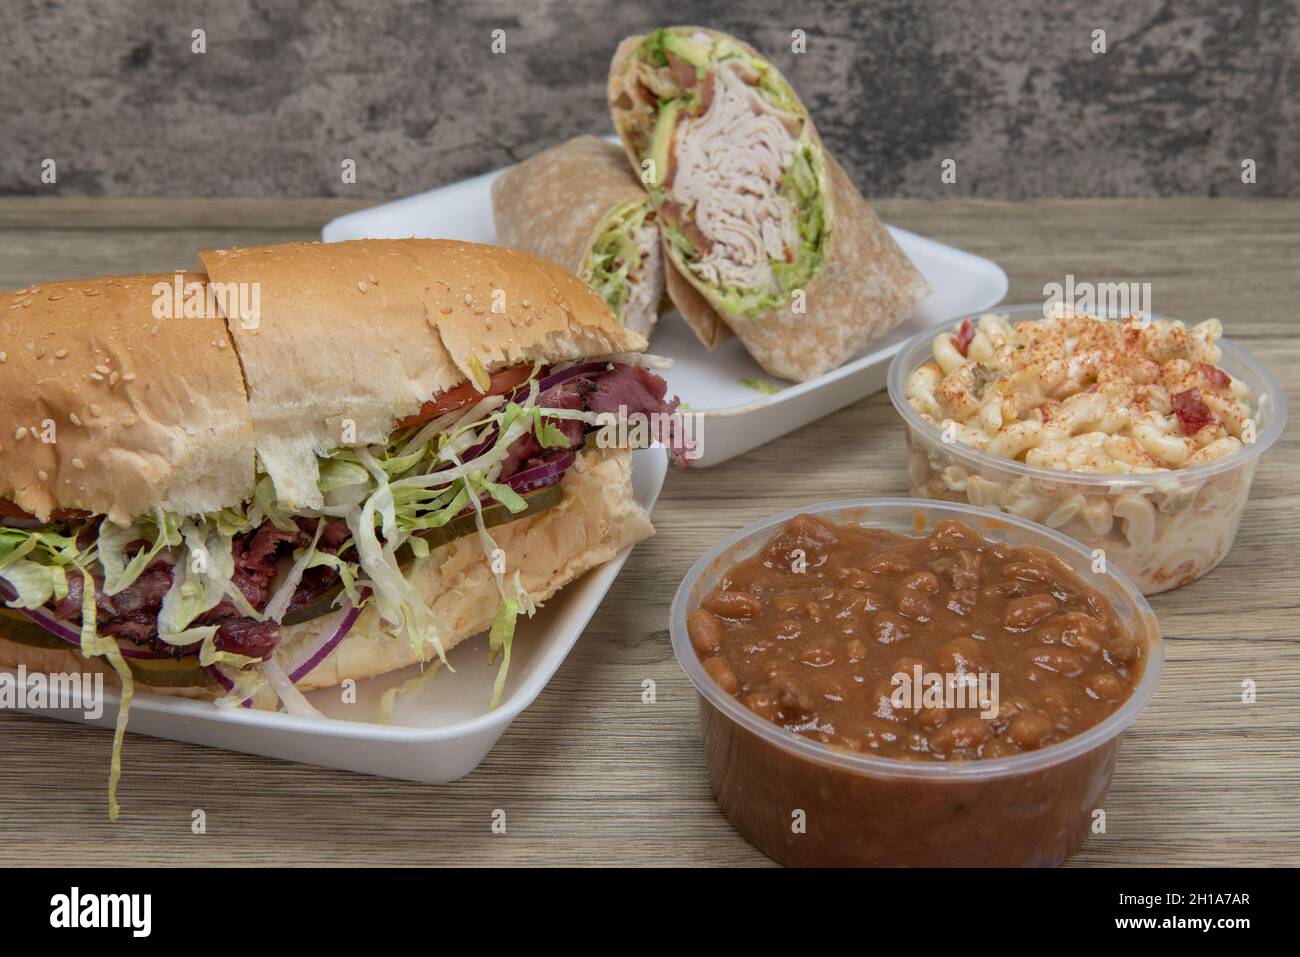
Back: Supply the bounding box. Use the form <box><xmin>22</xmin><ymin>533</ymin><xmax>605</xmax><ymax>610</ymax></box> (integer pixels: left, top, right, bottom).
<box><xmin>900</xmin><ymin>310</ymin><xmax>1268</xmax><ymax>595</ymax></box>
<box><xmin>906</xmin><ymin>311</ymin><xmax>1255</xmax><ymax>472</ymax></box>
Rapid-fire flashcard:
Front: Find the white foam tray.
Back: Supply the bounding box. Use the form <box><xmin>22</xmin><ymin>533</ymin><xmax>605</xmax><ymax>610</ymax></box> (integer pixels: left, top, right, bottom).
<box><xmin>323</xmin><ymin>149</ymin><xmax>1008</xmax><ymax>467</ymax></box>
<box><xmin>7</xmin><ymin>448</ymin><xmax>667</xmax><ymax>787</ymax></box>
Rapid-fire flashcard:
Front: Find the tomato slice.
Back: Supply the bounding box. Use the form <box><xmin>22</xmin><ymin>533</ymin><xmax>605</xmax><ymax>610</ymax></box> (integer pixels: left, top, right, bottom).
<box><xmin>0</xmin><ymin>499</ymin><xmax>33</xmax><ymax>520</ymax></box>
<box><xmin>0</xmin><ymin>498</ymin><xmax>89</xmax><ymax>523</ymax></box>
<box><xmin>396</xmin><ymin>364</ymin><xmax>536</xmax><ymax>429</ymax></box>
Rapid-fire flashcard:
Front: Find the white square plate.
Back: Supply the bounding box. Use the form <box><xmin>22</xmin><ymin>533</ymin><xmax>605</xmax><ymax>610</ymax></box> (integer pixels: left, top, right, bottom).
<box><xmin>6</xmin><ymin>448</ymin><xmax>667</xmax><ymax>786</ymax></box>
<box><xmin>323</xmin><ymin>146</ymin><xmax>1008</xmax><ymax>466</ymax></box>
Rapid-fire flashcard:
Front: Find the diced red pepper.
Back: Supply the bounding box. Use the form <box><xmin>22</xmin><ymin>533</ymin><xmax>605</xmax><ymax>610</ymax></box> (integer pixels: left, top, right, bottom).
<box><xmin>954</xmin><ymin>318</ymin><xmax>975</xmax><ymax>357</ymax></box>
<box><xmin>1171</xmin><ymin>388</ymin><xmax>1215</xmax><ymax>435</ymax></box>
<box><xmin>1199</xmin><ymin>362</ymin><xmax>1231</xmax><ymax>390</ymax></box>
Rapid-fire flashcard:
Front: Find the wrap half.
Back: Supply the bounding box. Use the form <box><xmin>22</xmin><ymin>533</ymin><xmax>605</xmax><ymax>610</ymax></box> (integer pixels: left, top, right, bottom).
<box><xmin>491</xmin><ymin>135</ymin><xmax>667</xmax><ymax>338</ymax></box>
<box><xmin>608</xmin><ymin>27</ymin><xmax>930</xmax><ymax>380</ymax></box>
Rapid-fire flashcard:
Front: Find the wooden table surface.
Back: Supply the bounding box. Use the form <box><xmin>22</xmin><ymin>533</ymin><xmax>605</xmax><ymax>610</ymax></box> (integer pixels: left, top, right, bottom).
<box><xmin>1</xmin><ymin>198</ymin><xmax>1296</xmax><ymax>867</ymax></box>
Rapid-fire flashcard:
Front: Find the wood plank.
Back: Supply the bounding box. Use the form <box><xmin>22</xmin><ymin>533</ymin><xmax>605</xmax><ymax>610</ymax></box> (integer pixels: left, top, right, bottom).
<box><xmin>0</xmin><ymin>198</ymin><xmax>1296</xmax><ymax>866</ymax></box>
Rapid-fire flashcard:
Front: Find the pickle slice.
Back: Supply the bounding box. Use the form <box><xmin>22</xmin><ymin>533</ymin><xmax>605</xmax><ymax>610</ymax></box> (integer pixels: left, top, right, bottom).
<box><xmin>124</xmin><ymin>656</ymin><xmax>217</xmax><ymax>689</ymax></box>
<box><xmin>0</xmin><ymin>611</ymin><xmax>69</xmax><ymax>651</ymax></box>
<box><xmin>282</xmin><ymin>483</ymin><xmax>563</xmax><ymax>626</ymax></box>
<box><xmin>406</xmin><ymin>482</ymin><xmax>562</xmax><ymax>552</ymax></box>
<box><xmin>0</xmin><ymin>610</ymin><xmax>216</xmax><ymax>688</ymax></box>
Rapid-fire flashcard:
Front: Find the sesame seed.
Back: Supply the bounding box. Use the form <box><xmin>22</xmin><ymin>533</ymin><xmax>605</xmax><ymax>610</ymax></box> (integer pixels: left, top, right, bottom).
<box><xmin>37</xmin><ymin>470</ymin><xmax>48</xmax><ymax>481</ymax></box>
<box><xmin>14</xmin><ymin>427</ymin><xmax>27</xmax><ymax>440</ymax></box>
<box><xmin>521</xmin><ymin>299</ymin><xmax>530</xmax><ymax>308</ymax></box>
<box><xmin>122</xmin><ymin>372</ymin><xmax>136</xmax><ymax>382</ymax></box>
<box><xmin>48</xmin><ymin>293</ymin><xmax>62</xmax><ymax>301</ymax></box>
<box><xmin>69</xmin><ymin>412</ymin><xmax>82</xmax><ymax>426</ymax></box>
<box><xmin>216</xmin><ymin>339</ymin><xmax>227</xmax><ymax>349</ymax></box>
<box><xmin>122</xmin><ymin>417</ymin><xmax>136</xmax><ymax>427</ymax></box>
<box><xmin>55</xmin><ymin>348</ymin><xmax>68</xmax><ymax>358</ymax></box>
<box><xmin>357</xmin><ymin>281</ymin><xmax>368</xmax><ymax>293</ymax></box>
<box><xmin>89</xmin><ymin>404</ymin><xmax>101</xmax><ymax>416</ymax></box>
<box><xmin>72</xmin><ymin>458</ymin><xmax>85</xmax><ymax>470</ymax></box>
<box><xmin>464</xmin><ymin>292</ymin><xmax>473</xmax><ymax>304</ymax></box>
<box><xmin>109</xmin><ymin>370</ymin><xmax>120</xmax><ymax>385</ymax></box>
<box><xmin>0</xmin><ymin>352</ymin><xmax>5</xmax><ymax>362</ymax></box>
<box><xmin>95</xmin><ymin>364</ymin><xmax>110</xmax><ymax>374</ymax></box>
<box><xmin>90</xmin><ymin>372</ymin><xmax>103</xmax><ymax>381</ymax></box>
<box><xmin>367</xmin><ymin>274</ymin><xmax>378</xmax><ymax>284</ymax></box>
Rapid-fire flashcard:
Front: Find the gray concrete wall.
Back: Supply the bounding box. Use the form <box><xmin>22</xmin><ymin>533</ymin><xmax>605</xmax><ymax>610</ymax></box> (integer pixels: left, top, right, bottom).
<box><xmin>1</xmin><ymin>0</ymin><xmax>1294</xmax><ymax>198</ymax></box>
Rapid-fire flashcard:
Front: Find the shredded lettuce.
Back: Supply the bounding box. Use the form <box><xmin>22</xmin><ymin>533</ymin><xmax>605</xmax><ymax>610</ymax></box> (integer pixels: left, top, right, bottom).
<box><xmin>347</xmin><ymin>447</ymin><xmax>452</xmax><ymax>666</ymax></box>
<box><xmin>254</xmin><ymin>474</ymin><xmax>298</xmax><ymax>532</ymax></box>
<box><xmin>0</xmin><ymin>553</ymin><xmax>69</xmax><ymax>608</ymax></box>
<box><xmin>155</xmin><ymin>520</ymin><xmax>261</xmax><ymax>646</ymax></box>
<box><xmin>263</xmin><ymin>520</ymin><xmax>325</xmax><ymax>622</ymax></box>
<box><xmin>317</xmin><ymin>458</ymin><xmax>370</xmax><ymax>494</ymax></box>
<box><xmin>378</xmin><ymin>657</ymin><xmax>445</xmax><ymax>723</ymax></box>
<box><xmin>739</xmin><ymin>377</ymin><xmax>781</xmax><ymax>395</ymax></box>
<box><xmin>261</xmin><ymin>657</ymin><xmax>323</xmax><ymax>718</ymax></box>
<box><xmin>301</xmin><ymin>549</ymin><xmax>364</xmax><ymax>607</ymax></box>
<box><xmin>583</xmin><ymin>198</ymin><xmax>656</xmax><ymax>318</ymax></box>
<box><xmin>212</xmin><ymin>661</ymin><xmax>268</xmax><ymax>709</ymax></box>
<box><xmin>97</xmin><ymin>511</ymin><xmax>180</xmax><ymax>596</ymax></box>
<box><xmin>488</xmin><ymin>597</ymin><xmax>519</xmax><ymax>709</ymax></box>
<box><xmin>76</xmin><ymin>565</ymin><xmax>133</xmax><ymax>822</ymax></box>
<box><xmin>1</xmin><ymin>526</ymin><xmax>79</xmax><ymax>607</ymax></box>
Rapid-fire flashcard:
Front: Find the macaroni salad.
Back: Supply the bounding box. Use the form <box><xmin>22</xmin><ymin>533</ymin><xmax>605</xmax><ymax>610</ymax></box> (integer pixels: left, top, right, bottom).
<box><xmin>906</xmin><ymin>311</ymin><xmax>1255</xmax><ymax>473</ymax></box>
<box><xmin>895</xmin><ymin>309</ymin><xmax>1271</xmax><ymax>594</ymax></box>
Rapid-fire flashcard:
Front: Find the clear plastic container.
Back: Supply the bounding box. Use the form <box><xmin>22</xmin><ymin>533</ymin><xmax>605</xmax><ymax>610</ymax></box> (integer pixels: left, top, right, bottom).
<box><xmin>669</xmin><ymin>499</ymin><xmax>1163</xmax><ymax>867</ymax></box>
<box><xmin>886</xmin><ymin>305</ymin><xmax>1287</xmax><ymax>594</ymax></box>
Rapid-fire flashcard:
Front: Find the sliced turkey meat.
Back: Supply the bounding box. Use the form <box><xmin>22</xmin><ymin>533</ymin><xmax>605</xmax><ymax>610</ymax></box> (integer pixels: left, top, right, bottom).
<box><xmin>619</xmin><ymin>218</ymin><xmax>664</xmax><ymax>337</ymax></box>
<box><xmin>668</xmin><ymin>61</ymin><xmax>805</xmax><ymax>296</ymax></box>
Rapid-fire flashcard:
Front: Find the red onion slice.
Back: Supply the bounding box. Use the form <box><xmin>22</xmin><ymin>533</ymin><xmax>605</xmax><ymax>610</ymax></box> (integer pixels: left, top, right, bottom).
<box><xmin>459</xmin><ymin>424</ymin><xmax>500</xmax><ymax>464</ymax></box>
<box><xmin>286</xmin><ymin>589</ymin><xmax>369</xmax><ymax>683</ymax></box>
<box><xmin>203</xmin><ymin>663</ymin><xmax>253</xmax><ymax>708</ymax></box>
<box><xmin>504</xmin><ymin>451</ymin><xmax>577</xmax><ymax>494</ymax></box>
<box><xmin>7</xmin><ymin>603</ymin><xmax>81</xmax><ymax>645</ymax></box>
<box><xmin>536</xmin><ymin>361</ymin><xmax>612</xmax><ymax>392</ymax></box>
